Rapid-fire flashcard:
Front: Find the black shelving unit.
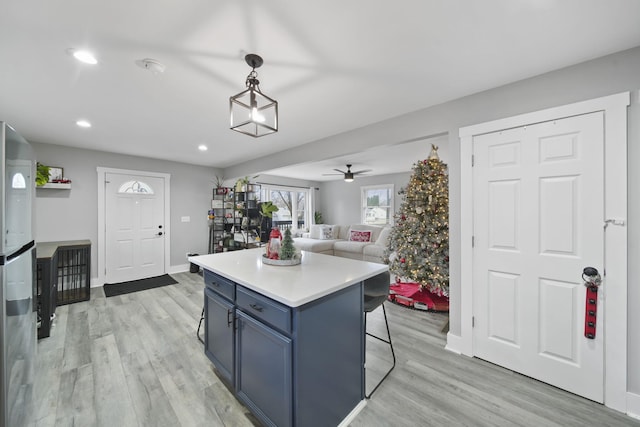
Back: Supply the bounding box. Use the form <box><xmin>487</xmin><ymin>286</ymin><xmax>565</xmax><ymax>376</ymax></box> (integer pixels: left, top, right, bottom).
<box><xmin>233</xmin><ymin>183</ymin><xmax>261</xmax><ymax>249</ymax></box>
<box><xmin>209</xmin><ymin>187</ymin><xmax>235</xmax><ymax>253</ymax></box>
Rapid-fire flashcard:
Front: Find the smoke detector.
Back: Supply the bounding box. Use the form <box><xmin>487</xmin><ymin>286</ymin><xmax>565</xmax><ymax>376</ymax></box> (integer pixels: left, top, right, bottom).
<box><xmin>136</xmin><ymin>58</ymin><xmax>166</xmax><ymax>74</ymax></box>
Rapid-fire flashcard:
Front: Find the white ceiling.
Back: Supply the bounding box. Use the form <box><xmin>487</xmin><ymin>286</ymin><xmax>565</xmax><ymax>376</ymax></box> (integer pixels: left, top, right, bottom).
<box><xmin>1</xmin><ymin>1</ymin><xmax>639</xmax><ymax>181</ymax></box>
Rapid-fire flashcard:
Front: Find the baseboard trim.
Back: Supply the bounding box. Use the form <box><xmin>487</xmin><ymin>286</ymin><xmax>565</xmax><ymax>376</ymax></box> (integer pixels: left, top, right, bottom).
<box><xmin>445</xmin><ymin>332</ymin><xmax>463</xmax><ymax>354</ymax></box>
<box><xmin>628</xmin><ymin>392</ymin><xmax>640</xmax><ymax>420</ymax></box>
<box><xmin>338</xmin><ymin>400</ymin><xmax>367</xmax><ymax>427</ymax></box>
<box><xmin>168</xmin><ymin>263</ymin><xmax>190</xmax><ymax>274</ymax></box>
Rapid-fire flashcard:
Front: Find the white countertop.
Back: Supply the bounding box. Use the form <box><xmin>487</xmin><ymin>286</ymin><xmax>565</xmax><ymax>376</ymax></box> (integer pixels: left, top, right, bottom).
<box><xmin>189</xmin><ymin>248</ymin><xmax>388</xmax><ymax>307</ymax></box>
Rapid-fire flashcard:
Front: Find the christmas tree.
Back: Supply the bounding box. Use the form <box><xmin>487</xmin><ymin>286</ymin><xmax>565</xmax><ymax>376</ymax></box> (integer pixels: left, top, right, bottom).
<box><xmin>384</xmin><ymin>145</ymin><xmax>449</xmax><ymax>296</ymax></box>
<box><xmin>279</xmin><ymin>228</ymin><xmax>296</xmax><ymax>260</ymax></box>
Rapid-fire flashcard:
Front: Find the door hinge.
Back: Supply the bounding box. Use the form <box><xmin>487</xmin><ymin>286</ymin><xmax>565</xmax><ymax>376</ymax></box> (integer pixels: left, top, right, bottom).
<box><xmin>472</xmin><ymin>236</ymin><xmax>475</xmax><ymax>247</ymax></box>
<box><xmin>472</xmin><ymin>316</ymin><xmax>475</xmax><ymax>327</ymax></box>
<box><xmin>471</xmin><ymin>155</ymin><xmax>474</xmax><ymax>167</ymax></box>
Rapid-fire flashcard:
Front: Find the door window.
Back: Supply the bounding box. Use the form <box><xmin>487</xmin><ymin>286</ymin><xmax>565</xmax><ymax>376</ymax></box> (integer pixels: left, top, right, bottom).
<box><xmin>118</xmin><ymin>180</ymin><xmax>154</xmax><ymax>194</ymax></box>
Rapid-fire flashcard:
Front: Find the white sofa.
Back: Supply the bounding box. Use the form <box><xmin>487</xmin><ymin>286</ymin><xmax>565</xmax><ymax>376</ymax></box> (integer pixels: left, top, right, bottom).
<box><xmin>293</xmin><ymin>224</ymin><xmax>391</xmax><ymax>264</ymax></box>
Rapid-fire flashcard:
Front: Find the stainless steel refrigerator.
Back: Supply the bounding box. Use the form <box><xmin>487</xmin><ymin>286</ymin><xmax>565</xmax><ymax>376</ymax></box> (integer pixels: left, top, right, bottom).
<box><xmin>0</xmin><ymin>122</ymin><xmax>36</xmax><ymax>427</ymax></box>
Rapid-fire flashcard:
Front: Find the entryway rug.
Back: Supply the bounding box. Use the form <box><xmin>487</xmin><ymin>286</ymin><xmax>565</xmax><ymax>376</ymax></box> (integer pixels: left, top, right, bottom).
<box><xmin>389</xmin><ymin>281</ymin><xmax>449</xmax><ymax>312</ymax></box>
<box><xmin>103</xmin><ymin>274</ymin><xmax>178</xmax><ymax>297</ymax></box>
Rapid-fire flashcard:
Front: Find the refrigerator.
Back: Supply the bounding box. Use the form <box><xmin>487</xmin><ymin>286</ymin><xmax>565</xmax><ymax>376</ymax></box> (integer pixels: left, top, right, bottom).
<box><xmin>0</xmin><ymin>122</ymin><xmax>36</xmax><ymax>427</ymax></box>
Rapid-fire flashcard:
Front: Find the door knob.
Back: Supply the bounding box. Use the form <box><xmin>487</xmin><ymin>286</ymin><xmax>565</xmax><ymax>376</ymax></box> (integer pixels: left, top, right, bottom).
<box><xmin>157</xmin><ymin>232</ymin><xmax>163</xmax><ymax>236</ymax></box>
<box><xmin>582</xmin><ymin>267</ymin><xmax>601</xmax><ymax>287</ymax></box>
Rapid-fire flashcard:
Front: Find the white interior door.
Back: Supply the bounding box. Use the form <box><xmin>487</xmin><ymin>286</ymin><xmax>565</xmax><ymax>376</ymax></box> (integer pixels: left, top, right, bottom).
<box><xmin>472</xmin><ymin>112</ymin><xmax>604</xmax><ymax>402</ymax></box>
<box><xmin>105</xmin><ymin>172</ymin><xmax>165</xmax><ymax>283</ymax></box>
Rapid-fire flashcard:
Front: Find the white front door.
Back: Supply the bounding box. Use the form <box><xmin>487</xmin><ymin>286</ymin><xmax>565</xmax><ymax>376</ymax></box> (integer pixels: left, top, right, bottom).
<box><xmin>105</xmin><ymin>172</ymin><xmax>165</xmax><ymax>283</ymax></box>
<box><xmin>472</xmin><ymin>112</ymin><xmax>604</xmax><ymax>402</ymax></box>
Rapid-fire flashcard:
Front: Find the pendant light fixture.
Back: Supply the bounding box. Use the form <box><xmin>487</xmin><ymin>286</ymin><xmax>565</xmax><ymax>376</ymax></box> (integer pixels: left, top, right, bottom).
<box><xmin>229</xmin><ymin>54</ymin><xmax>278</xmax><ymax>137</ymax></box>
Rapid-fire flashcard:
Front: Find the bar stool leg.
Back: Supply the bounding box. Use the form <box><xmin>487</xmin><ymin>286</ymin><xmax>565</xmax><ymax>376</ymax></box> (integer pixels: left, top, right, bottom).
<box><xmin>197</xmin><ymin>307</ymin><xmax>205</xmax><ymax>343</ymax></box>
<box><xmin>365</xmin><ymin>303</ymin><xmax>396</xmax><ymax>398</ymax></box>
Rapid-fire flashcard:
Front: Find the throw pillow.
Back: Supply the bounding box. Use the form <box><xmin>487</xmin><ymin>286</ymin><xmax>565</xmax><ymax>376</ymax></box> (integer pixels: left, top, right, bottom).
<box><xmin>319</xmin><ymin>225</ymin><xmax>333</xmax><ymax>240</ymax></box>
<box><xmin>349</xmin><ymin>230</ymin><xmax>372</xmax><ymax>242</ymax></box>
<box><xmin>309</xmin><ymin>224</ymin><xmax>324</xmax><ymax>239</ymax></box>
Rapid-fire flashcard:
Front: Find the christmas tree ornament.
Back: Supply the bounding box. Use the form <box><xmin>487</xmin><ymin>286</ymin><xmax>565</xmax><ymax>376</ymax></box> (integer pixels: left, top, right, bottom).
<box><xmin>266</xmin><ymin>228</ymin><xmax>282</xmax><ymax>259</ymax></box>
<box><xmin>429</xmin><ymin>144</ymin><xmax>440</xmax><ymax>160</ymax></box>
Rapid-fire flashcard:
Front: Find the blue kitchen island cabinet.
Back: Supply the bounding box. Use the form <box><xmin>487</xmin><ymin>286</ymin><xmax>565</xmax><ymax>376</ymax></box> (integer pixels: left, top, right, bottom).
<box><xmin>204</xmin><ymin>285</ymin><xmax>235</xmax><ymax>386</ymax></box>
<box><xmin>191</xmin><ymin>249</ymin><xmax>388</xmax><ymax>427</ymax></box>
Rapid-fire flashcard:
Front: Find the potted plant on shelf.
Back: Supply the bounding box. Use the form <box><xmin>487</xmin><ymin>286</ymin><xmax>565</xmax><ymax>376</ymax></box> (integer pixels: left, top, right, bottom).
<box><xmin>258</xmin><ymin>201</ymin><xmax>279</xmax><ymax>243</ymax></box>
<box><xmin>234</xmin><ymin>175</ymin><xmax>259</xmax><ymax>192</ymax></box>
<box><xmin>213</xmin><ymin>175</ymin><xmax>228</xmax><ymax>194</ymax></box>
<box><xmin>36</xmin><ymin>163</ymin><xmax>50</xmax><ymax>187</ymax></box>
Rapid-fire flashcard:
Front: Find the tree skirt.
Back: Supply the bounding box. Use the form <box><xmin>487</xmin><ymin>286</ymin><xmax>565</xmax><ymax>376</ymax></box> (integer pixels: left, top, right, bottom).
<box><xmin>388</xmin><ymin>282</ymin><xmax>449</xmax><ymax>312</ymax></box>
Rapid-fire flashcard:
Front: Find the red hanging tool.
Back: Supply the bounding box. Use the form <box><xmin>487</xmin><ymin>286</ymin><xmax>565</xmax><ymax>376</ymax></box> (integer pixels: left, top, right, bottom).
<box><xmin>583</xmin><ymin>267</ymin><xmax>601</xmax><ymax>339</ymax></box>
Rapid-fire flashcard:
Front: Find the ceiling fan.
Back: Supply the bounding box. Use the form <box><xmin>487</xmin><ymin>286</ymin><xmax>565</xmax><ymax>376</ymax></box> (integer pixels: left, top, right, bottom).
<box><xmin>323</xmin><ymin>164</ymin><xmax>372</xmax><ymax>182</ymax></box>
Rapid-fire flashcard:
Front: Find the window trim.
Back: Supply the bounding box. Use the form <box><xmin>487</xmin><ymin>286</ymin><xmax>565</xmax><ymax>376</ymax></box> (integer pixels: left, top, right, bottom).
<box><xmin>361</xmin><ymin>184</ymin><xmax>394</xmax><ymax>225</ymax></box>
<box><xmin>261</xmin><ymin>184</ymin><xmax>311</xmax><ymax>232</ymax></box>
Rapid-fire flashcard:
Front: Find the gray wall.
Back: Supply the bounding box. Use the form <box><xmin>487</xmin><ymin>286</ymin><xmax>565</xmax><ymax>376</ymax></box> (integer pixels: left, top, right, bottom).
<box><xmin>232</xmin><ymin>46</ymin><xmax>640</xmax><ymax>395</ymax></box>
<box><xmin>32</xmin><ymin>143</ymin><xmax>221</xmax><ymax>276</ymax></box>
<box><xmin>318</xmin><ymin>135</ymin><xmax>450</xmax><ymax>225</ymax></box>
<box><xmin>319</xmin><ymin>171</ymin><xmax>411</xmax><ymax>225</ymax></box>
<box><xmin>30</xmin><ymin>148</ymin><xmax>321</xmax><ymax>279</ymax></box>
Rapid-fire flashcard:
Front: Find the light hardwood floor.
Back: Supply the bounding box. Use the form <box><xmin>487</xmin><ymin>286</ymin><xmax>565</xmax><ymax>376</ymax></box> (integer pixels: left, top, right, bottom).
<box><xmin>32</xmin><ymin>272</ymin><xmax>639</xmax><ymax>427</ymax></box>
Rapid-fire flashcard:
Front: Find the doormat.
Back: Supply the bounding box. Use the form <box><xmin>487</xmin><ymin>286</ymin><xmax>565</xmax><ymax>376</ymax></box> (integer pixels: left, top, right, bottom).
<box><xmin>388</xmin><ymin>282</ymin><xmax>449</xmax><ymax>312</ymax></box>
<box><xmin>103</xmin><ymin>274</ymin><xmax>178</xmax><ymax>297</ymax></box>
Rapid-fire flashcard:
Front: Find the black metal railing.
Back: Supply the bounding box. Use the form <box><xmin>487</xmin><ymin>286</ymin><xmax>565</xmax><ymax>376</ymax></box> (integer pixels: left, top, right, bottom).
<box><xmin>272</xmin><ymin>220</ymin><xmax>305</xmax><ymax>231</ymax></box>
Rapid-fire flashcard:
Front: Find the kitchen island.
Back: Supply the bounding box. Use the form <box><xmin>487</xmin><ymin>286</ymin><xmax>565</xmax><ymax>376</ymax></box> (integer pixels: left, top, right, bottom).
<box><xmin>189</xmin><ymin>248</ymin><xmax>388</xmax><ymax>427</ymax></box>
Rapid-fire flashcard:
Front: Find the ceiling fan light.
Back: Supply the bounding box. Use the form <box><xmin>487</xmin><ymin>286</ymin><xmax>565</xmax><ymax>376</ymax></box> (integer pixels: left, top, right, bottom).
<box><xmin>344</xmin><ymin>173</ymin><xmax>354</xmax><ymax>182</ymax></box>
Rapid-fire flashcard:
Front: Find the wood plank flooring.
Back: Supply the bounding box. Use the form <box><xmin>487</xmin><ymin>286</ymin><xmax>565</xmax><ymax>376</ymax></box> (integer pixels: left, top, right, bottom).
<box><xmin>32</xmin><ymin>272</ymin><xmax>639</xmax><ymax>426</ymax></box>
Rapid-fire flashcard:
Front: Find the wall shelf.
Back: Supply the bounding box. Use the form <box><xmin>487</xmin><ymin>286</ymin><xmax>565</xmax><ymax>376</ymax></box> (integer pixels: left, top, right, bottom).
<box><xmin>38</xmin><ymin>183</ymin><xmax>71</xmax><ymax>189</ymax></box>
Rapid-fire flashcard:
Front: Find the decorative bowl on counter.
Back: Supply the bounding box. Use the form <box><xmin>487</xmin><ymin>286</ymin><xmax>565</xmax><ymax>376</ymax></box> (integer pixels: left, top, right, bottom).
<box><xmin>261</xmin><ymin>253</ymin><xmax>302</xmax><ymax>266</ymax></box>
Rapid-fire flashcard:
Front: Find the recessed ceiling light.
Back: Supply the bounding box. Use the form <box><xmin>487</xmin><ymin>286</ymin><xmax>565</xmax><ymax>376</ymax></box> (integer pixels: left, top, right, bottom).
<box><xmin>198</xmin><ymin>144</ymin><xmax>208</xmax><ymax>151</ymax></box>
<box><xmin>76</xmin><ymin>120</ymin><xmax>92</xmax><ymax>128</ymax></box>
<box><xmin>67</xmin><ymin>48</ymin><xmax>98</xmax><ymax>65</ymax></box>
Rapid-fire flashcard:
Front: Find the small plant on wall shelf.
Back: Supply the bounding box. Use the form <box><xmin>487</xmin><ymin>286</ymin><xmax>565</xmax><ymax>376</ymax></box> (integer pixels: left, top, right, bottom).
<box><xmin>36</xmin><ymin>163</ymin><xmax>50</xmax><ymax>186</ymax></box>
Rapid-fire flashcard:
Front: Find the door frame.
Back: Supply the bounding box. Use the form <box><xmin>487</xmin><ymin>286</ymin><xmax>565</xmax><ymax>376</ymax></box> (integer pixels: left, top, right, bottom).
<box><xmin>96</xmin><ymin>167</ymin><xmax>171</xmax><ymax>286</ymax></box>
<box><xmin>456</xmin><ymin>92</ymin><xmax>629</xmax><ymax>411</ymax></box>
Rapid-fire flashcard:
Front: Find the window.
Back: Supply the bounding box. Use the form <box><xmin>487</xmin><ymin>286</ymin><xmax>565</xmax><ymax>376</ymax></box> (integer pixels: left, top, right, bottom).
<box><xmin>261</xmin><ymin>185</ymin><xmax>310</xmax><ymax>232</ymax></box>
<box><xmin>12</xmin><ymin>173</ymin><xmax>26</xmax><ymax>189</ymax></box>
<box><xmin>361</xmin><ymin>184</ymin><xmax>394</xmax><ymax>225</ymax></box>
